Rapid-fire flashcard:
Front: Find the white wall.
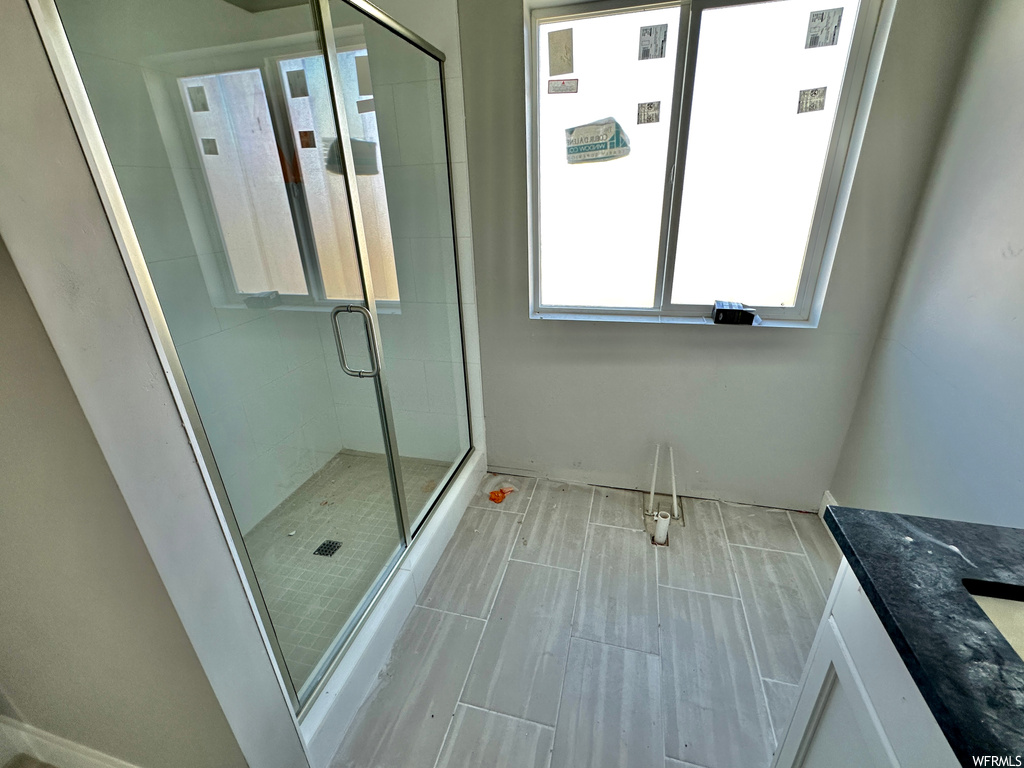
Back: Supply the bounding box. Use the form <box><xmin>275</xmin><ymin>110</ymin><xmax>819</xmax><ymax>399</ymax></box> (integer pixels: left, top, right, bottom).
<box><xmin>831</xmin><ymin>0</ymin><xmax>1024</xmax><ymax>527</ymax></box>
<box><xmin>457</xmin><ymin>0</ymin><xmax>981</xmax><ymax>511</ymax></box>
<box><xmin>58</xmin><ymin>0</ymin><xmax>478</xmax><ymax>534</ymax></box>
<box><xmin>0</xmin><ymin>237</ymin><xmax>246</xmax><ymax>768</ymax></box>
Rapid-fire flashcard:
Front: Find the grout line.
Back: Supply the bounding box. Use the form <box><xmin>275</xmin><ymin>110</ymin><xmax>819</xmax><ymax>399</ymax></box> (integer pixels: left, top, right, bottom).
<box><xmin>787</xmin><ymin>511</ymin><xmax>828</xmax><ymax>600</ymax></box>
<box><xmin>655</xmin><ymin>575</ymin><xmax>667</xmax><ymax>768</ymax></box>
<box><xmin>466</xmin><ymin>502</ymin><xmax>524</xmax><ymax>515</ymax></box>
<box><xmin>457</xmin><ymin>701</ymin><xmax>556</xmax><ymax>731</ymax></box>
<box><xmin>717</xmin><ymin>501</ymin><xmax>779</xmax><ymax>753</ymax></box>
<box><xmin>588</xmin><ymin>521</ymin><xmax>646</xmax><ymax>533</ymax></box>
<box><xmin>543</xmin><ymin>485</ymin><xmax>595</xmax><ymax>768</ymax></box>
<box><xmin>417</xmin><ymin>605</ymin><xmax>485</xmax><ymax>623</ymax></box>
<box><xmin>507</xmin><ymin>557</ymin><xmax>580</xmax><ymax>573</ymax></box>
<box><xmin>761</xmin><ymin>677</ymin><xmax>799</xmax><ymax>688</ymax></box>
<box><xmin>568</xmin><ymin>632</ymin><xmax>660</xmax><ymax>658</ymax></box>
<box><xmin>729</xmin><ymin>542</ymin><xmax>808</xmax><ymax>557</ymax></box>
<box><xmin>657</xmin><ymin>583</ymin><xmax>741</xmax><ymax>601</ymax></box>
<box><xmin>431</xmin><ymin>479</ymin><xmax>539</xmax><ymax>768</ymax></box>
<box><xmin>654</xmin><ymin>523</ymin><xmax>664</xmax><ymax>768</ymax></box>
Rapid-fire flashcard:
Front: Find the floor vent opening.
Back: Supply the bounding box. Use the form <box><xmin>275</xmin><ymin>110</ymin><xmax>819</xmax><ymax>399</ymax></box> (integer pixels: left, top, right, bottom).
<box><xmin>313</xmin><ymin>540</ymin><xmax>342</xmax><ymax>557</ymax></box>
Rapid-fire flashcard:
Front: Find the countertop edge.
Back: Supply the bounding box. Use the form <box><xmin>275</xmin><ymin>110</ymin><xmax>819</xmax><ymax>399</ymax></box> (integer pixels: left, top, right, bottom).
<box><xmin>824</xmin><ymin>506</ymin><xmax>973</xmax><ymax>765</ymax></box>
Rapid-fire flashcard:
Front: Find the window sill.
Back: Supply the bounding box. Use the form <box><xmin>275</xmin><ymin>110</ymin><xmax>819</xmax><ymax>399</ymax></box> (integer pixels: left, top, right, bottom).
<box><xmin>529</xmin><ymin>310</ymin><xmax>819</xmax><ymax>328</ymax></box>
<box><xmin>218</xmin><ymin>300</ymin><xmax>404</xmax><ymax>315</ymax></box>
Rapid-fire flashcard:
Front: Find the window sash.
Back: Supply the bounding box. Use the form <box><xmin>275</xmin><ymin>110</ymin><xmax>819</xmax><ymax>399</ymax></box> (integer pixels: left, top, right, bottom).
<box><xmin>529</xmin><ymin>0</ymin><xmax>885</xmax><ymax>324</ymax></box>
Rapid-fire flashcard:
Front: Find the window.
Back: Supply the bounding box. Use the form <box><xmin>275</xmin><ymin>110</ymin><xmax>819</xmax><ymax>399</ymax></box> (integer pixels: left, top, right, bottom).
<box><xmin>529</xmin><ymin>0</ymin><xmax>885</xmax><ymax>324</ymax></box>
<box><xmin>156</xmin><ymin>35</ymin><xmax>400</xmax><ymax>310</ymax></box>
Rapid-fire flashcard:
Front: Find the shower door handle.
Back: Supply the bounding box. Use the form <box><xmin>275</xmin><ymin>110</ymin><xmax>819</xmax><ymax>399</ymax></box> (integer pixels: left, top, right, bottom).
<box><xmin>331</xmin><ymin>304</ymin><xmax>381</xmax><ymax>378</ymax></box>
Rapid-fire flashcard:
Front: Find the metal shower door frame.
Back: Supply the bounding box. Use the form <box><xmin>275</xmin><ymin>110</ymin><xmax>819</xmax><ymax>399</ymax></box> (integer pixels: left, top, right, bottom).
<box><xmin>312</xmin><ymin>0</ymin><xmax>412</xmax><ymax>544</ymax></box>
<box><xmin>28</xmin><ymin>0</ymin><xmax>474</xmax><ymax>717</ymax></box>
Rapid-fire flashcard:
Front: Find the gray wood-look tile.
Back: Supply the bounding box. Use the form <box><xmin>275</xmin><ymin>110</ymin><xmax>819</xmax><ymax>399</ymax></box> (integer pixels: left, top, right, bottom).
<box><xmin>332</xmin><ymin>607</ymin><xmax>484</xmax><ymax>768</ymax></box>
<box><xmin>730</xmin><ymin>546</ymin><xmax>826</xmax><ymax>685</ymax></box>
<box><xmin>591</xmin><ymin>487</ymin><xmax>645</xmax><ymax>530</ymax></box>
<box><xmin>665</xmin><ymin>760</ymin><xmax>707</xmax><ymax>768</ymax></box>
<box><xmin>788</xmin><ymin>511</ymin><xmax>842</xmax><ymax>598</ymax></box>
<box><xmin>552</xmin><ymin>638</ymin><xmax>663</xmax><ymax>768</ymax></box>
<box><xmin>659</xmin><ymin>587</ymin><xmax>773</xmax><ymax>768</ymax></box>
<box><xmin>512</xmin><ymin>480</ymin><xmax>593</xmax><ymax>571</ymax></box>
<box><xmin>470</xmin><ymin>474</ymin><xmax>538</xmax><ymax>515</ymax></box>
<box><xmin>764</xmin><ymin>679</ymin><xmax>800</xmax><ymax>746</ymax></box>
<box><xmin>656</xmin><ymin>498</ymin><xmax>738</xmax><ymax>598</ymax></box>
<box><xmin>418</xmin><ymin>507</ymin><xmax>522</xmax><ymax>618</ymax></box>
<box><xmin>574</xmin><ymin>525</ymin><xmax>659</xmax><ymax>653</ymax></box>
<box><xmin>435</xmin><ymin>705</ymin><xmax>553</xmax><ymax>768</ymax></box>
<box><xmin>462</xmin><ymin>560</ymin><xmax>577</xmax><ymax>726</ymax></box>
<box><xmin>719</xmin><ymin>502</ymin><xmax>803</xmax><ymax>553</ymax></box>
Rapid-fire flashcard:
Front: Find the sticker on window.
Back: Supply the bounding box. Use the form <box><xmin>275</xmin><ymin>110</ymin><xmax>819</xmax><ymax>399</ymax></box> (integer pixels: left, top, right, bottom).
<box><xmin>638</xmin><ymin>24</ymin><xmax>668</xmax><ymax>60</ymax></box>
<box><xmin>286</xmin><ymin>68</ymin><xmax>309</xmax><ymax>98</ymax></box>
<box><xmin>548</xmin><ymin>79</ymin><xmax>579</xmax><ymax>94</ymax></box>
<box><xmin>797</xmin><ymin>87</ymin><xmax>827</xmax><ymax>113</ymax></box>
<box><xmin>548</xmin><ymin>28</ymin><xmax>574</xmax><ymax>76</ymax></box>
<box><xmin>805</xmin><ymin>8</ymin><xmax>843</xmax><ymax>48</ymax></box>
<box><xmin>566</xmin><ymin>118</ymin><xmax>630</xmax><ymax>164</ymax></box>
<box><xmin>634</xmin><ymin>24</ymin><xmax>667</xmax><ymax>60</ymax></box>
<box><xmin>187</xmin><ymin>85</ymin><xmax>209</xmax><ymax>112</ymax></box>
<box><xmin>637</xmin><ymin>101</ymin><xmax>661</xmax><ymax>124</ymax></box>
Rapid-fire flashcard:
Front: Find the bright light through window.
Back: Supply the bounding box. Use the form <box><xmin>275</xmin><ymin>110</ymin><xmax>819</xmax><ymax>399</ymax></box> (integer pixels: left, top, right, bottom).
<box><xmin>671</xmin><ymin>0</ymin><xmax>860</xmax><ymax>307</ymax></box>
<box><xmin>530</xmin><ymin>0</ymin><xmax>878</xmax><ymax>323</ymax></box>
<box><xmin>537</xmin><ymin>6</ymin><xmax>681</xmax><ymax>308</ymax></box>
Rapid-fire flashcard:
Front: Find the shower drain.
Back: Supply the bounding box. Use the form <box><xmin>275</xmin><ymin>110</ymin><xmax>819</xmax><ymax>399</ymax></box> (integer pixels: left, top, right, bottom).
<box><xmin>313</xmin><ymin>540</ymin><xmax>342</xmax><ymax>557</ymax></box>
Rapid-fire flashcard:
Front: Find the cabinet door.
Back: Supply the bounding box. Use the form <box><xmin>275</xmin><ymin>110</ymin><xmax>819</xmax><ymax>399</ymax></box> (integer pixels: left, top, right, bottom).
<box><xmin>773</xmin><ymin>615</ymin><xmax>898</xmax><ymax>768</ymax></box>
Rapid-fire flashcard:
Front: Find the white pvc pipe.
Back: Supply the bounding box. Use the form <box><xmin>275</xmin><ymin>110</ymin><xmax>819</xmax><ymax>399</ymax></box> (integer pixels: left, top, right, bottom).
<box><xmin>647</xmin><ymin>443</ymin><xmax>660</xmax><ymax>515</ymax></box>
<box><xmin>669</xmin><ymin>445</ymin><xmax>679</xmax><ymax>519</ymax></box>
<box><xmin>654</xmin><ymin>510</ymin><xmax>670</xmax><ymax>545</ymax></box>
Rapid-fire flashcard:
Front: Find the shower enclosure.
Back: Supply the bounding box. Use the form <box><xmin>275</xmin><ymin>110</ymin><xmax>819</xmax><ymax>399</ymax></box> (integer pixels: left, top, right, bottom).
<box><xmin>49</xmin><ymin>0</ymin><xmax>472</xmax><ymax>711</ymax></box>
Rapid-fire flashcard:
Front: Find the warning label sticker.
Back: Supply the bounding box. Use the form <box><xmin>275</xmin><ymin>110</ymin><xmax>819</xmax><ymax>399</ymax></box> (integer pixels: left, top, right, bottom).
<box><xmin>565</xmin><ymin>117</ymin><xmax>631</xmax><ymax>164</ymax></box>
<box><xmin>797</xmin><ymin>87</ymin><xmax>827</xmax><ymax>113</ymax></box>
<box><xmin>805</xmin><ymin>8</ymin><xmax>843</xmax><ymax>48</ymax></box>
<box><xmin>638</xmin><ymin>24</ymin><xmax>668</xmax><ymax>60</ymax></box>
<box><xmin>548</xmin><ymin>79</ymin><xmax>579</xmax><ymax>94</ymax></box>
<box><xmin>637</xmin><ymin>101</ymin><xmax>661</xmax><ymax>124</ymax></box>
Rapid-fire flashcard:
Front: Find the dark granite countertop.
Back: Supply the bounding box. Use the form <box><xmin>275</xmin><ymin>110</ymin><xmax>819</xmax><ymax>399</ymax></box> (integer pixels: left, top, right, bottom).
<box><xmin>825</xmin><ymin>506</ymin><xmax>1024</xmax><ymax>767</ymax></box>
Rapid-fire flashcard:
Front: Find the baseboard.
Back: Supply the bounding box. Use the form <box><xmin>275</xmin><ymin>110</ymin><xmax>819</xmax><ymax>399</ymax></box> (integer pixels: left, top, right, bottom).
<box><xmin>300</xmin><ymin>448</ymin><xmax>486</xmax><ymax>768</ymax></box>
<box><xmin>486</xmin><ymin>465</ymin><xmax>821</xmax><ymax>515</ymax></box>
<box><xmin>0</xmin><ymin>716</ymin><xmax>140</xmax><ymax>768</ymax></box>
<box><xmin>817</xmin><ymin>491</ymin><xmax>843</xmax><ymax>555</ymax></box>
<box><xmin>819</xmin><ymin>490</ymin><xmax>838</xmax><ymax>519</ymax></box>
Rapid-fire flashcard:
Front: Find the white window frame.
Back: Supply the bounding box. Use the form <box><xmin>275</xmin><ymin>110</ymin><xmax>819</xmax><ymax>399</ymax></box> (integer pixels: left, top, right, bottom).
<box><xmin>526</xmin><ymin>0</ymin><xmax>895</xmax><ymax>326</ymax></box>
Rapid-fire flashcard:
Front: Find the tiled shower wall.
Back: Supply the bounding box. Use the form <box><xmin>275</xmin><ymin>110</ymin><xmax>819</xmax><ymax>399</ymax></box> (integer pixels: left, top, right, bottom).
<box><xmin>61</xmin><ymin>0</ymin><xmax>484</xmax><ymax>535</ymax></box>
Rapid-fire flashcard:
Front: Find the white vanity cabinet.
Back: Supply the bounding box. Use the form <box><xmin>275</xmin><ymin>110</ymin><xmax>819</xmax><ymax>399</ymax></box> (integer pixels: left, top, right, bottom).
<box><xmin>772</xmin><ymin>559</ymin><xmax>960</xmax><ymax>768</ymax></box>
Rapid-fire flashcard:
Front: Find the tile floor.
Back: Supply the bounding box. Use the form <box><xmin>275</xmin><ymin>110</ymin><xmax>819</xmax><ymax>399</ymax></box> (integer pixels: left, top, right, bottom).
<box><xmin>244</xmin><ymin>450</ymin><xmax>450</xmax><ymax>690</ymax></box>
<box><xmin>331</xmin><ymin>474</ymin><xmax>842</xmax><ymax>768</ymax></box>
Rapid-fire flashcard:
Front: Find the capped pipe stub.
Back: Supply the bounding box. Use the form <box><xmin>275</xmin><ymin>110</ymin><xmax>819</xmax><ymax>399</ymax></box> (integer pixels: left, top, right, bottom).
<box><xmin>653</xmin><ymin>510</ymin><xmax>671</xmax><ymax>546</ymax></box>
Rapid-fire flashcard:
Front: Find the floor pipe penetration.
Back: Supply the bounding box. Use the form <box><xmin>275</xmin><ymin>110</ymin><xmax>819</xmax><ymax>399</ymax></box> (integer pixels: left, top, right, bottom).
<box><xmin>647</xmin><ymin>443</ymin><xmax>682</xmax><ymax>529</ymax></box>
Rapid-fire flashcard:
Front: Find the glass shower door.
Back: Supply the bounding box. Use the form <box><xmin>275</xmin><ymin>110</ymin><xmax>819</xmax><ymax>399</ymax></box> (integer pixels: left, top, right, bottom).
<box><xmin>328</xmin><ymin>1</ymin><xmax>473</xmax><ymax>532</ymax></box>
<box><xmin>54</xmin><ymin>0</ymin><xmax>412</xmax><ymax>707</ymax></box>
